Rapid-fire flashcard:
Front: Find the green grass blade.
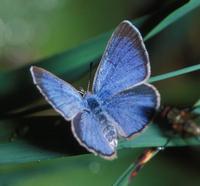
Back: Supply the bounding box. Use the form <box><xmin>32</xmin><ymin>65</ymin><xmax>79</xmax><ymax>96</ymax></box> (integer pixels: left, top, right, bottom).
<box><xmin>0</xmin><ymin>140</ymin><xmax>63</xmax><ymax>164</ymax></box>
<box><xmin>149</xmin><ymin>64</ymin><xmax>200</xmax><ymax>83</ymax></box>
<box><xmin>145</xmin><ymin>0</ymin><xmax>200</xmax><ymax>40</ymax></box>
<box><xmin>0</xmin><ymin>117</ymin><xmax>200</xmax><ymax>164</ymax></box>
<box><xmin>113</xmin><ymin>163</ymin><xmax>134</xmax><ymax>186</ymax></box>
<box><xmin>194</xmin><ymin>99</ymin><xmax>200</xmax><ymax>113</ymax></box>
<box><xmin>1</xmin><ymin>101</ymin><xmax>199</xmax><ymax>165</ymax></box>
<box><xmin>113</xmin><ymin>148</ymin><xmax>160</xmax><ymax>186</ymax></box>
<box><xmin>0</xmin><ymin>149</ymin><xmax>138</xmax><ymax>186</ymax></box>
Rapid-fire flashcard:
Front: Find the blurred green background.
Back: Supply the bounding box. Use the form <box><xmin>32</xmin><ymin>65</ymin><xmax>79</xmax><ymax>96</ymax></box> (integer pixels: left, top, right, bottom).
<box><xmin>0</xmin><ymin>0</ymin><xmax>200</xmax><ymax>186</ymax></box>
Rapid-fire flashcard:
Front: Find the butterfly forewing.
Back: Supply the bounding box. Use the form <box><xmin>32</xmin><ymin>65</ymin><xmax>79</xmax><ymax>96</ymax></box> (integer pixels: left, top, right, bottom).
<box><xmin>93</xmin><ymin>20</ymin><xmax>150</xmax><ymax>100</ymax></box>
<box><xmin>30</xmin><ymin>66</ymin><xmax>84</xmax><ymax>120</ymax></box>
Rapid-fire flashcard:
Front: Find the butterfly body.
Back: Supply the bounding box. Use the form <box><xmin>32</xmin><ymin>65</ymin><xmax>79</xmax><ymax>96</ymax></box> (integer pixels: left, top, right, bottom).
<box><xmin>84</xmin><ymin>93</ymin><xmax>102</xmax><ymax>115</ymax></box>
<box><xmin>30</xmin><ymin>20</ymin><xmax>160</xmax><ymax>159</ymax></box>
<box><xmin>83</xmin><ymin>93</ymin><xmax>118</xmax><ymax>149</ymax></box>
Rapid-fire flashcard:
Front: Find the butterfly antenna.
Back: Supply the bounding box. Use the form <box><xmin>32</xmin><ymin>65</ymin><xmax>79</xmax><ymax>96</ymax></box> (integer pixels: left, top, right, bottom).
<box><xmin>87</xmin><ymin>62</ymin><xmax>94</xmax><ymax>92</ymax></box>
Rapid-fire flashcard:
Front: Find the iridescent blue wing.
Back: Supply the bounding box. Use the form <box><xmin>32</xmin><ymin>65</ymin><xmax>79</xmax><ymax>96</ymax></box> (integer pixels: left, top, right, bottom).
<box><xmin>103</xmin><ymin>84</ymin><xmax>160</xmax><ymax>138</ymax></box>
<box><xmin>93</xmin><ymin>20</ymin><xmax>150</xmax><ymax>100</ymax></box>
<box><xmin>72</xmin><ymin>111</ymin><xmax>117</xmax><ymax>159</ymax></box>
<box><xmin>30</xmin><ymin>66</ymin><xmax>84</xmax><ymax>120</ymax></box>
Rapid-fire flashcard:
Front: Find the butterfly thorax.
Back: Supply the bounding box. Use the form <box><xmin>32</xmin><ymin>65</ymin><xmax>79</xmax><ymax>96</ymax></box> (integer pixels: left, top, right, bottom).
<box><xmin>84</xmin><ymin>93</ymin><xmax>101</xmax><ymax>114</ymax></box>
<box><xmin>84</xmin><ymin>93</ymin><xmax>118</xmax><ymax>149</ymax></box>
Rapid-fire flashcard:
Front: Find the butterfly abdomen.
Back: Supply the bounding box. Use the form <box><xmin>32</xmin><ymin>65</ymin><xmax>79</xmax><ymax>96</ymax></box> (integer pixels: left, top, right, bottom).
<box><xmin>85</xmin><ymin>95</ymin><xmax>118</xmax><ymax>148</ymax></box>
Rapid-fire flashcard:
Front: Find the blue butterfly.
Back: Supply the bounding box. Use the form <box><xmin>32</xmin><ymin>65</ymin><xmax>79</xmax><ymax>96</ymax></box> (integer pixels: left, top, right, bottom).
<box><xmin>30</xmin><ymin>20</ymin><xmax>160</xmax><ymax>160</ymax></box>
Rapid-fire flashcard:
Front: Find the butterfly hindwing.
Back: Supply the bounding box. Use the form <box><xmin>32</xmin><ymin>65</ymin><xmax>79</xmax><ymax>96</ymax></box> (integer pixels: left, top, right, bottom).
<box><xmin>103</xmin><ymin>84</ymin><xmax>160</xmax><ymax>138</ymax></box>
<box><xmin>72</xmin><ymin>111</ymin><xmax>116</xmax><ymax>159</ymax></box>
<box><xmin>93</xmin><ymin>20</ymin><xmax>150</xmax><ymax>100</ymax></box>
<box><xmin>30</xmin><ymin>66</ymin><xmax>84</xmax><ymax>120</ymax></box>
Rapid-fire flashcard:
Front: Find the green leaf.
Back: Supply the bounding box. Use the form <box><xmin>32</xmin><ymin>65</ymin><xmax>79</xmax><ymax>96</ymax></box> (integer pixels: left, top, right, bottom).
<box><xmin>0</xmin><ymin>140</ymin><xmax>63</xmax><ymax>164</ymax></box>
<box><xmin>1</xmin><ymin>116</ymin><xmax>200</xmax><ymax>165</ymax></box>
<box><xmin>0</xmin><ymin>148</ymin><xmax>139</xmax><ymax>186</ymax></box>
<box><xmin>194</xmin><ymin>99</ymin><xmax>200</xmax><ymax>113</ymax></box>
<box><xmin>145</xmin><ymin>0</ymin><xmax>200</xmax><ymax>40</ymax></box>
<box><xmin>113</xmin><ymin>163</ymin><xmax>134</xmax><ymax>186</ymax></box>
<box><xmin>149</xmin><ymin>64</ymin><xmax>200</xmax><ymax>83</ymax></box>
<box><xmin>118</xmin><ymin>124</ymin><xmax>200</xmax><ymax>150</ymax></box>
<box><xmin>113</xmin><ymin>148</ymin><xmax>160</xmax><ymax>186</ymax></box>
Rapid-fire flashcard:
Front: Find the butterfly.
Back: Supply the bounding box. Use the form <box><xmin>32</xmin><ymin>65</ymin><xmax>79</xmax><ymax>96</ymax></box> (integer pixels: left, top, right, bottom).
<box><xmin>30</xmin><ymin>20</ymin><xmax>160</xmax><ymax>160</ymax></box>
